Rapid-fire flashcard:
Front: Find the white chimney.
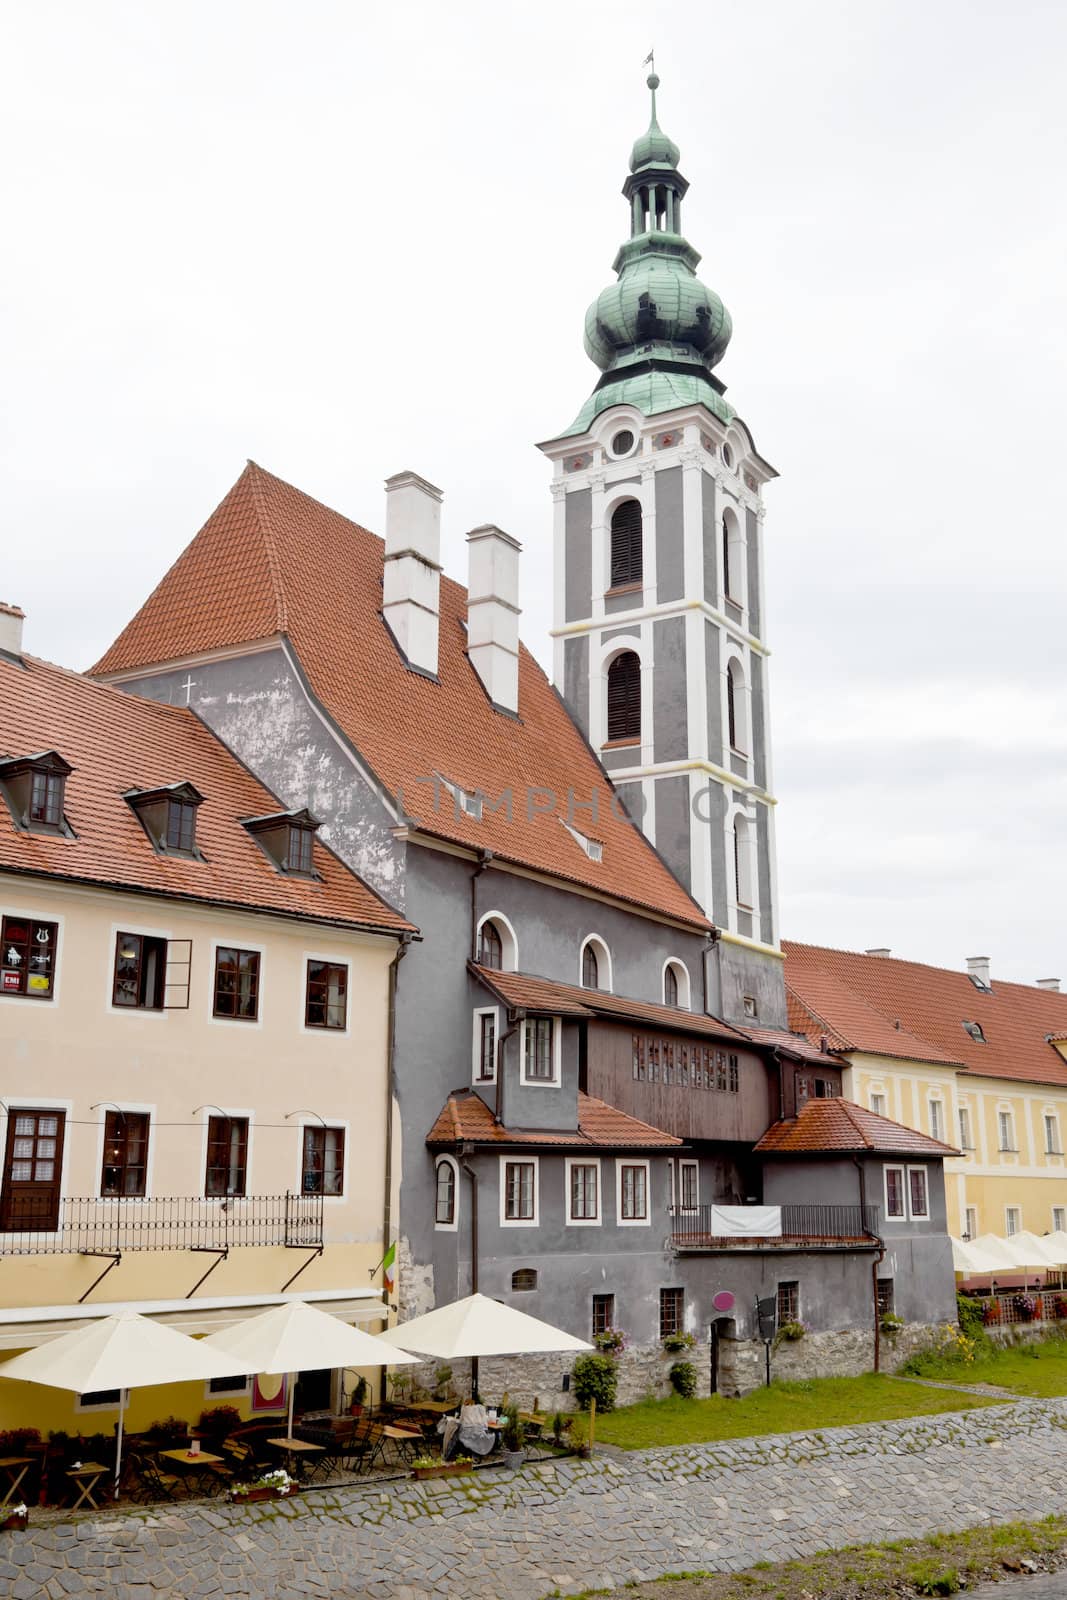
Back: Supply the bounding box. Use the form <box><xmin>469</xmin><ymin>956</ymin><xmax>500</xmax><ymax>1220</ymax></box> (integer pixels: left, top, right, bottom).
<box><xmin>865</xmin><ymin>948</ymin><xmax>891</xmax><ymax>958</ymax></box>
<box><xmin>466</xmin><ymin>524</ymin><xmax>521</xmax><ymax>714</ymax></box>
<box><xmin>1037</xmin><ymin>978</ymin><xmax>1061</xmax><ymax>992</ymax></box>
<box><xmin>967</xmin><ymin>955</ymin><xmax>992</xmax><ymax>988</ymax></box>
<box><xmin>382</xmin><ymin>471</ymin><xmax>443</xmax><ymax>677</ymax></box>
<box><xmin>0</xmin><ymin>603</ymin><xmax>25</xmax><ymax>659</ymax></box>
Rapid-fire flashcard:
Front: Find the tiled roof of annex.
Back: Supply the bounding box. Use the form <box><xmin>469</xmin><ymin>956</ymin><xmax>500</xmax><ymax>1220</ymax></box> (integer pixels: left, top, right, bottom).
<box><xmin>93</xmin><ymin>462</ymin><xmax>710</xmax><ymax>932</ymax></box>
<box><xmin>469</xmin><ymin>963</ymin><xmax>750</xmax><ymax>1042</ymax></box>
<box><xmin>755</xmin><ymin>1097</ymin><xmax>959</xmax><ymax>1158</ymax></box>
<box><xmin>0</xmin><ymin>652</ymin><xmax>413</xmax><ymax>936</ymax></box>
<box><xmin>784</xmin><ymin>941</ymin><xmax>1067</xmax><ymax>1090</ymax></box>
<box><xmin>426</xmin><ymin>1088</ymin><xmax>682</xmax><ymax>1149</ymax></box>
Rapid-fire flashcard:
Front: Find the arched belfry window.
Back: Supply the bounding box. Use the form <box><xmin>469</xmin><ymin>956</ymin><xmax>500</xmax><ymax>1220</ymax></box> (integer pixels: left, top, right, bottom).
<box><xmin>726</xmin><ymin>660</ymin><xmax>747</xmax><ymax>754</ymax></box>
<box><xmin>722</xmin><ymin>513</ymin><xmax>732</xmax><ymax>600</ymax></box>
<box><xmin>610</xmin><ymin>500</ymin><xmax>643</xmax><ymax>589</ymax></box>
<box><xmin>733</xmin><ymin>816</ymin><xmax>754</xmax><ymax>910</ymax></box>
<box><xmin>607</xmin><ymin>652</ymin><xmax>641</xmax><ymax>742</ymax></box>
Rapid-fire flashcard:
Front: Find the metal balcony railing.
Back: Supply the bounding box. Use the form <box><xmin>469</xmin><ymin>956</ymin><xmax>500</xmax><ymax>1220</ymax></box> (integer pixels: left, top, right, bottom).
<box><xmin>0</xmin><ymin>1192</ymin><xmax>325</xmax><ymax>1256</ymax></box>
<box><xmin>669</xmin><ymin>1202</ymin><xmax>881</xmax><ymax>1250</ymax></box>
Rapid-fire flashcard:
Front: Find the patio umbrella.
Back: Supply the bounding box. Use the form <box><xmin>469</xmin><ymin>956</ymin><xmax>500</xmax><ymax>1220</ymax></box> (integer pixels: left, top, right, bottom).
<box><xmin>1009</xmin><ymin>1231</ymin><xmax>1064</xmax><ymax>1270</ymax></box>
<box><xmin>1039</xmin><ymin>1230</ymin><xmax>1067</xmax><ymax>1266</ymax></box>
<box><xmin>378</xmin><ymin>1292</ymin><xmax>591</xmax><ymax>1401</ymax></box>
<box><xmin>0</xmin><ymin>1310</ymin><xmax>249</xmax><ymax>1499</ymax></box>
<box><xmin>951</xmin><ymin>1236</ymin><xmax>1004</xmax><ymax>1274</ymax></box>
<box><xmin>974</xmin><ymin>1232</ymin><xmax>1054</xmax><ymax>1270</ymax></box>
<box><xmin>199</xmin><ymin>1300</ymin><xmax>417</xmax><ymax>1440</ymax></box>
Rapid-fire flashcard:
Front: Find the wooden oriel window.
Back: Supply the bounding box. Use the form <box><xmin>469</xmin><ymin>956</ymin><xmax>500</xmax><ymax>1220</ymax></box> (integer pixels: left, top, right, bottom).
<box><xmin>606</xmin><ymin>652</ymin><xmax>641</xmax><ymax>742</ymax></box>
<box><xmin>609</xmin><ymin>499</ymin><xmax>643</xmax><ymax>588</ymax></box>
<box><xmin>113</xmin><ymin>932</ymin><xmax>166</xmax><ymax>1010</ymax></box>
<box><xmin>524</xmin><ymin>1018</ymin><xmax>555</xmax><ymax>1082</ymax></box>
<box><xmin>776</xmin><ymin>1280</ymin><xmax>799</xmax><ymax>1325</ymax></box>
<box><xmin>213</xmin><ymin>947</ymin><xmax>260</xmax><ymax>1021</ymax></box>
<box><xmin>592</xmin><ymin>1293</ymin><xmax>615</xmax><ymax>1336</ymax></box>
<box><xmin>478</xmin><ymin>921</ymin><xmax>503</xmax><ymax>969</ymax></box>
<box><xmin>1</xmin><ymin>916</ymin><xmax>58</xmax><ymax>1001</ymax></box>
<box><xmin>581</xmin><ymin>943</ymin><xmax>599</xmax><ymax>990</ymax></box>
<box><xmin>101</xmin><ymin>1111</ymin><xmax>149</xmax><ymax>1197</ymax></box>
<box><xmin>206</xmin><ymin>1116</ymin><xmax>249</xmax><ymax>1196</ymax></box>
<box><xmin>305</xmin><ymin>960</ymin><xmax>348</xmax><ymax>1030</ymax></box>
<box><xmin>659</xmin><ymin>1286</ymin><xmax>684</xmax><ymax>1339</ymax></box>
<box><xmin>435</xmin><ymin>1158</ymin><xmax>456</xmax><ymax>1225</ymax></box>
<box><xmin>301</xmin><ymin>1125</ymin><xmax>344</xmax><ymax>1195</ymax></box>
<box><xmin>0</xmin><ymin>1109</ymin><xmax>65</xmax><ymax>1232</ymax></box>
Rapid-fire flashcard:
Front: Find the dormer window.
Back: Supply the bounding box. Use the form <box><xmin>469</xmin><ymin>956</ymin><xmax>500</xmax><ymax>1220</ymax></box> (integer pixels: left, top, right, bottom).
<box><xmin>126</xmin><ymin>782</ymin><xmax>204</xmax><ymax>858</ymax></box>
<box><xmin>243</xmin><ymin>808</ymin><xmax>321</xmax><ymax>878</ymax></box>
<box><xmin>0</xmin><ymin>751</ymin><xmax>73</xmax><ymax>836</ymax></box>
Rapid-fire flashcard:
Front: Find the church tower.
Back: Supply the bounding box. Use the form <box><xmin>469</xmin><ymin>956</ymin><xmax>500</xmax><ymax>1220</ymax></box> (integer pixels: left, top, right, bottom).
<box><xmin>540</xmin><ymin>74</ymin><xmax>785</xmax><ymax>1028</ymax></box>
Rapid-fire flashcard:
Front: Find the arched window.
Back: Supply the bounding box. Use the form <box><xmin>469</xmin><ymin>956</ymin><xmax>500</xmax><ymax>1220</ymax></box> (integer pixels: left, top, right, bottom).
<box><xmin>610</xmin><ymin>500</ymin><xmax>643</xmax><ymax>589</ymax></box>
<box><xmin>607</xmin><ymin>652</ymin><xmax>641</xmax><ymax>742</ymax></box>
<box><xmin>733</xmin><ymin>816</ymin><xmax>754</xmax><ymax>910</ymax></box>
<box><xmin>726</xmin><ymin>660</ymin><xmax>747</xmax><ymax>754</ymax></box>
<box><xmin>511</xmin><ymin>1268</ymin><xmax>538</xmax><ymax>1292</ymax></box>
<box><xmin>664</xmin><ymin>965</ymin><xmax>678</xmax><ymax>1007</ymax></box>
<box><xmin>662</xmin><ymin>960</ymin><xmax>691</xmax><ymax>1009</ymax></box>
<box><xmin>435</xmin><ymin>1158</ymin><xmax>457</xmax><ymax>1227</ymax></box>
<box><xmin>582</xmin><ymin>942</ymin><xmax>599</xmax><ymax>990</ymax></box>
<box><xmin>479</xmin><ymin>921</ymin><xmax>502</xmax><ymax>969</ymax></box>
<box><xmin>722</xmin><ymin>513</ymin><xmax>732</xmax><ymax>599</ymax></box>
<box><xmin>579</xmin><ymin>935</ymin><xmax>611</xmax><ymax>992</ymax></box>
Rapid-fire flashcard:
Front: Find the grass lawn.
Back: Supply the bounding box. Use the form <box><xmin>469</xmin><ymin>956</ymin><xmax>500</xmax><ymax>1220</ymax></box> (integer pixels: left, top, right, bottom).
<box><xmin>905</xmin><ymin>1334</ymin><xmax>1067</xmax><ymax>1397</ymax></box>
<box><xmin>591</xmin><ymin>1373</ymin><xmax>1001</xmax><ymax>1450</ymax></box>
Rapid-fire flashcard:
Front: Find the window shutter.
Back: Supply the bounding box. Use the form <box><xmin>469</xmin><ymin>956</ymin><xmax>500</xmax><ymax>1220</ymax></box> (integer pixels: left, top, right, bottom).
<box><xmin>610</xmin><ymin>500</ymin><xmax>643</xmax><ymax>588</ymax></box>
<box><xmin>607</xmin><ymin>652</ymin><xmax>641</xmax><ymax>741</ymax></box>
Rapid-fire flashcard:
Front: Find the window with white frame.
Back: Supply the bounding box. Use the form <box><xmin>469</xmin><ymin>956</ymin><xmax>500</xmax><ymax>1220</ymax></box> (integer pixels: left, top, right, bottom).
<box><xmin>998</xmin><ymin>1110</ymin><xmax>1016</xmax><ymax>1151</ymax></box>
<box><xmin>617</xmin><ymin>1159</ymin><xmax>649</xmax><ymax>1224</ymax></box>
<box><xmin>908</xmin><ymin>1165</ymin><xmax>929</xmax><ymax>1220</ymax></box>
<box><xmin>1053</xmin><ymin>1206</ymin><xmax>1066</xmax><ymax>1233</ymax></box>
<box><xmin>579</xmin><ymin>936</ymin><xmax>611</xmax><ymax>992</ymax></box>
<box><xmin>566</xmin><ymin>1158</ymin><xmax>600</xmax><ymax>1224</ymax></box>
<box><xmin>522</xmin><ymin>1017</ymin><xmax>559</xmax><ymax>1084</ymax></box>
<box><xmin>870</xmin><ymin>1091</ymin><xmax>887</xmax><ymax>1118</ymax></box>
<box><xmin>434</xmin><ymin>1157</ymin><xmax>458</xmax><ymax>1229</ymax></box>
<box><xmin>1005</xmin><ymin>1205</ymin><xmax>1021</xmax><ymax>1237</ymax></box>
<box><xmin>964</xmin><ymin>1205</ymin><xmax>978</xmax><ymax>1240</ymax></box>
<box><xmin>477</xmin><ymin>913</ymin><xmax>517</xmax><ymax>972</ymax></box>
<box><xmin>678</xmin><ymin>1158</ymin><xmax>699</xmax><ymax>1213</ymax></box>
<box><xmin>928</xmin><ymin>1099</ymin><xmax>945</xmax><ymax>1142</ymax></box>
<box><xmin>501</xmin><ymin>1157</ymin><xmax>538</xmax><ymax>1225</ymax></box>
<box><xmin>958</xmin><ymin>1106</ymin><xmax>973</xmax><ymax>1150</ymax></box>
<box><xmin>884</xmin><ymin>1164</ymin><xmax>906</xmax><ymax>1219</ymax></box>
<box><xmin>726</xmin><ymin>659</ymin><xmax>748</xmax><ymax>754</ymax></box>
<box><xmin>663</xmin><ymin>960</ymin><xmax>690</xmax><ymax>1009</ymax></box>
<box><xmin>1045</xmin><ymin>1113</ymin><xmax>1061</xmax><ymax>1155</ymax></box>
<box><xmin>472</xmin><ymin>1007</ymin><xmax>497</xmax><ymax>1083</ymax></box>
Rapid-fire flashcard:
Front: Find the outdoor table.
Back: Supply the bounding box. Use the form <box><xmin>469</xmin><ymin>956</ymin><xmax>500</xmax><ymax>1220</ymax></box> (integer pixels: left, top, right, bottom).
<box><xmin>0</xmin><ymin>1456</ymin><xmax>32</xmax><ymax>1508</ymax></box>
<box><xmin>158</xmin><ymin>1447</ymin><xmax>225</xmax><ymax>1495</ymax></box>
<box><xmin>266</xmin><ymin>1436</ymin><xmax>325</xmax><ymax>1479</ymax></box>
<box><xmin>66</xmin><ymin>1462</ymin><xmax>108</xmax><ymax>1510</ymax></box>
<box><xmin>370</xmin><ymin>1424</ymin><xmax>422</xmax><ymax>1470</ymax></box>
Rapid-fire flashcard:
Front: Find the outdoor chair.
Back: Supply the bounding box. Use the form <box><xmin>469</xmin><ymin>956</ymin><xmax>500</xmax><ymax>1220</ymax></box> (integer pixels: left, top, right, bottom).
<box><xmin>123</xmin><ymin>1452</ymin><xmax>182</xmax><ymax>1504</ymax></box>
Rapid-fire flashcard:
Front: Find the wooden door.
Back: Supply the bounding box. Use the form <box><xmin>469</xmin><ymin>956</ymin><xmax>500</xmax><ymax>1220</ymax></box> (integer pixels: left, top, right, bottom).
<box><xmin>0</xmin><ymin>1109</ymin><xmax>65</xmax><ymax>1232</ymax></box>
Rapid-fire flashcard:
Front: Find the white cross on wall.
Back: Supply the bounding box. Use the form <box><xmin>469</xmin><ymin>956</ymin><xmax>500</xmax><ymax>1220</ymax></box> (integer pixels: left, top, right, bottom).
<box><xmin>179</xmin><ymin>674</ymin><xmax>196</xmax><ymax>704</ymax></box>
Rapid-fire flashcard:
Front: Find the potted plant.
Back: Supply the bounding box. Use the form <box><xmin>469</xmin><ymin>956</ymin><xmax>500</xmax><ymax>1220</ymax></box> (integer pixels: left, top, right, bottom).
<box><xmin>880</xmin><ymin>1312</ymin><xmax>905</xmax><ymax>1336</ymax></box>
<box><xmin>1013</xmin><ymin>1293</ymin><xmax>1039</xmax><ymax>1323</ymax></box>
<box><xmin>551</xmin><ymin>1411</ymin><xmax>566</xmax><ymax>1447</ymax></box>
<box><xmin>229</xmin><ymin>1468</ymin><xmax>298</xmax><ymax>1503</ymax></box>
<box><xmin>410</xmin><ymin>1453</ymin><xmax>473</xmax><ymax>1481</ymax></box>
<box><xmin>501</xmin><ymin>1404</ymin><xmax>525</xmax><ymax>1470</ymax></box>
<box><xmin>196</xmin><ymin>1405</ymin><xmax>242</xmax><ymax>1443</ymax></box>
<box><xmin>349</xmin><ymin>1376</ymin><xmax>369</xmax><ymax>1417</ymax></box>
<box><xmin>569</xmin><ymin>1416</ymin><xmax>590</xmax><ymax>1459</ymax></box>
<box><xmin>983</xmin><ymin>1298</ymin><xmax>1002</xmax><ymax>1325</ymax></box>
<box><xmin>592</xmin><ymin>1327</ymin><xmax>626</xmax><ymax>1356</ymax></box>
<box><xmin>661</xmin><ymin>1330</ymin><xmax>696</xmax><ymax>1354</ymax></box>
<box><xmin>432</xmin><ymin>1365</ymin><xmax>454</xmax><ymax>1403</ymax></box>
<box><xmin>774</xmin><ymin>1320</ymin><xmax>807</xmax><ymax>1346</ymax></box>
<box><xmin>1</xmin><ymin>1502</ymin><xmax>27</xmax><ymax>1532</ymax></box>
<box><xmin>387</xmin><ymin>1371</ymin><xmax>411</xmax><ymax>1408</ymax></box>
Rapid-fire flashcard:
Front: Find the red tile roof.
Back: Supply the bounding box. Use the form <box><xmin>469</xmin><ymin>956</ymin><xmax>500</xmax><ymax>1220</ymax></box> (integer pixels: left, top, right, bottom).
<box><xmin>426</xmin><ymin>1088</ymin><xmax>682</xmax><ymax>1148</ymax></box>
<box><xmin>755</xmin><ymin>1097</ymin><xmax>959</xmax><ymax>1157</ymax></box>
<box><xmin>93</xmin><ymin>463</ymin><xmax>709</xmax><ymax>932</ymax></box>
<box><xmin>469</xmin><ymin>963</ymin><xmax>749</xmax><ymax>1042</ymax></box>
<box><xmin>784</xmin><ymin>941</ymin><xmax>1067</xmax><ymax>1090</ymax></box>
<box><xmin>0</xmin><ymin>654</ymin><xmax>413</xmax><ymax>936</ymax></box>
<box><xmin>739</xmin><ymin>1023</ymin><xmax>844</xmax><ymax>1068</ymax></box>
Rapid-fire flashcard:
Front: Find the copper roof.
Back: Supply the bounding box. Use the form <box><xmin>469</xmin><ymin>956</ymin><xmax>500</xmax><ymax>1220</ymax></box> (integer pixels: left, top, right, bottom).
<box><xmin>93</xmin><ymin>463</ymin><xmax>710</xmax><ymax>932</ymax></box>
<box><xmin>0</xmin><ymin>654</ymin><xmax>413</xmax><ymax>936</ymax></box>
<box><xmin>755</xmin><ymin>1097</ymin><xmax>959</xmax><ymax>1157</ymax></box>
<box><xmin>427</xmin><ymin>1088</ymin><xmax>682</xmax><ymax>1149</ymax></box>
<box><xmin>469</xmin><ymin>963</ymin><xmax>749</xmax><ymax>1041</ymax></box>
<box><xmin>784</xmin><ymin>941</ymin><xmax>1067</xmax><ymax>1089</ymax></box>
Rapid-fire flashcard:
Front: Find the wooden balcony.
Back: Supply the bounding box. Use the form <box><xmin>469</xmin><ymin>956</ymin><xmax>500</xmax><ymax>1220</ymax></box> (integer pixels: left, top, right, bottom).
<box><xmin>668</xmin><ymin>1202</ymin><xmax>881</xmax><ymax>1252</ymax></box>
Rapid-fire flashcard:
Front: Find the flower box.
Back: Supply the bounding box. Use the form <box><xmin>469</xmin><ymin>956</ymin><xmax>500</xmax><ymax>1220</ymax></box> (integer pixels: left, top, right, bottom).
<box><xmin>229</xmin><ymin>1484</ymin><xmax>300</xmax><ymax>1503</ymax></box>
<box><xmin>1</xmin><ymin>1510</ymin><xmax>27</xmax><ymax>1532</ymax></box>
<box><xmin>411</xmin><ymin>1460</ymin><xmax>473</xmax><ymax>1481</ymax></box>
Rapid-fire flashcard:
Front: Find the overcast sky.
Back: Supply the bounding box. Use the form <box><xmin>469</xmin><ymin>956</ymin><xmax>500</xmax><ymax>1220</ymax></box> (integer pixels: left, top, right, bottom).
<box><xmin>2</xmin><ymin>1</ymin><xmax>1065</xmax><ymax>985</ymax></box>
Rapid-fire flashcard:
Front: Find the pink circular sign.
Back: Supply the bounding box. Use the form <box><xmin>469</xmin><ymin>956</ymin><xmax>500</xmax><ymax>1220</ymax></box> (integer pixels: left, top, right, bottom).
<box><xmin>712</xmin><ymin>1290</ymin><xmax>735</xmax><ymax>1312</ymax></box>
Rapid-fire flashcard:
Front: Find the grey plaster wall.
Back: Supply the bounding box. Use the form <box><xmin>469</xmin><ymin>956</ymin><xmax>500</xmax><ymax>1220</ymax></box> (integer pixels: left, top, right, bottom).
<box><xmin>716</xmin><ymin>939</ymin><xmax>787</xmax><ymax>1028</ymax></box>
<box><xmin>655</xmin><ymin>466</ymin><xmax>684</xmax><ymax>604</ymax></box>
<box><xmin>564</xmin><ymin>488</ymin><xmax>592</xmax><ymax>623</ymax></box>
<box><xmin>498</xmin><ymin>1018</ymin><xmax>580</xmax><ymax>1133</ymax></box>
<box><xmin>746</xmin><ymin>508</ymin><xmax>761</xmax><ymax>638</ymax></box>
<box><xmin>114</xmin><ymin>650</ymin><xmax>405</xmax><ymax>906</ymax></box>
<box><xmin>756</xmin><ymin>801</ymin><xmax>774</xmax><ymax>947</ymax></box>
<box><xmin>562</xmin><ymin>635</ymin><xmax>589</xmax><ymax>739</ymax></box>
<box><xmin>653</xmin><ymin>775</ymin><xmax>692</xmax><ymax>893</ymax></box>
<box><xmin>694</xmin><ymin>778</ymin><xmax>728</xmax><ymax>927</ymax></box>
<box><xmin>704</xmin><ymin>621</ymin><xmax>722</xmax><ymax>762</ymax></box>
<box><xmin>750</xmin><ymin>653</ymin><xmax>767</xmax><ymax>790</ymax></box>
<box><xmin>701</xmin><ymin>471</ymin><xmax>717</xmax><ymax>607</ymax></box>
<box><xmin>601</xmin><ymin>747</ymin><xmax>635</xmax><ymax>773</ymax></box>
<box><xmin>652</xmin><ymin>617</ymin><xmax>688</xmax><ymax>762</ymax></box>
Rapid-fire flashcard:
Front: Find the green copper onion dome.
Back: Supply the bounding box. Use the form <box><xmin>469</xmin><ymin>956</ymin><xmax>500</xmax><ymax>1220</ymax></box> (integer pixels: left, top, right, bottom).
<box><xmin>563</xmin><ymin>74</ymin><xmax>735</xmax><ymax>436</ymax></box>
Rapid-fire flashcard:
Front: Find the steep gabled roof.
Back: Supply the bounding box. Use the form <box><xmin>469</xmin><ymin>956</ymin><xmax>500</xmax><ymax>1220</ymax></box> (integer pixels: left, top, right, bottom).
<box><xmin>426</xmin><ymin>1088</ymin><xmax>682</xmax><ymax>1149</ymax></box>
<box><xmin>0</xmin><ymin>653</ymin><xmax>413</xmax><ymax>936</ymax></box>
<box><xmin>784</xmin><ymin>941</ymin><xmax>1067</xmax><ymax>1090</ymax></box>
<box><xmin>470</xmin><ymin>963</ymin><xmax>749</xmax><ymax>1042</ymax></box>
<box><xmin>755</xmin><ymin>1098</ymin><xmax>959</xmax><ymax>1158</ymax></box>
<box><xmin>93</xmin><ymin>463</ymin><xmax>709</xmax><ymax>931</ymax></box>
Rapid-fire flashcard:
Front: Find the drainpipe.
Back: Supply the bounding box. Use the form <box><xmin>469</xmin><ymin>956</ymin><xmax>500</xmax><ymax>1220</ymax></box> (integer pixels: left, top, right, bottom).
<box><xmin>494</xmin><ymin>1011</ymin><xmax>522</xmax><ymax>1125</ymax></box>
<box><xmin>459</xmin><ymin>1144</ymin><xmax>480</xmax><ymax>1400</ymax></box>
<box><xmin>381</xmin><ymin>933</ymin><xmax>413</xmax><ymax>1325</ymax></box>
<box><xmin>853</xmin><ymin>1154</ymin><xmax>886</xmax><ymax>1373</ymax></box>
<box><xmin>470</xmin><ymin>849</ymin><xmax>494</xmax><ymax>960</ymax></box>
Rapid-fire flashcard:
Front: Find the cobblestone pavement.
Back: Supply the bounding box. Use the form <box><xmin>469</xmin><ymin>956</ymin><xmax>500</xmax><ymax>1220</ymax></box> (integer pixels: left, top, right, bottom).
<box><xmin>2</xmin><ymin>1397</ymin><xmax>1067</xmax><ymax>1600</ymax></box>
<box><xmin>968</xmin><ymin>1579</ymin><xmax>1067</xmax><ymax>1599</ymax></box>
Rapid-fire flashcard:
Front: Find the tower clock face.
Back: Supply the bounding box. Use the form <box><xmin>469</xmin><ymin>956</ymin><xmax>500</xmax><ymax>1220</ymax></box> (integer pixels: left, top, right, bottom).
<box><xmin>611</xmin><ymin>430</ymin><xmax>635</xmax><ymax>457</ymax></box>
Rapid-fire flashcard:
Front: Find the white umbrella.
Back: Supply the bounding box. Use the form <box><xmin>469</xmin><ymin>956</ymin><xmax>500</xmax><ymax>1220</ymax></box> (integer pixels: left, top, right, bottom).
<box><xmin>1010</xmin><ymin>1230</ymin><xmax>1064</xmax><ymax>1270</ymax></box>
<box><xmin>951</xmin><ymin>1236</ymin><xmax>1004</xmax><ymax>1274</ymax></box>
<box><xmin>0</xmin><ymin>1310</ymin><xmax>248</xmax><ymax>1498</ymax></box>
<box><xmin>1039</xmin><ymin>1230</ymin><xmax>1067</xmax><ymax>1267</ymax></box>
<box><xmin>378</xmin><ymin>1291</ymin><xmax>591</xmax><ymax>1400</ymax></box>
<box><xmin>199</xmin><ymin>1300</ymin><xmax>416</xmax><ymax>1440</ymax></box>
<box><xmin>974</xmin><ymin>1231</ymin><xmax>1054</xmax><ymax>1270</ymax></box>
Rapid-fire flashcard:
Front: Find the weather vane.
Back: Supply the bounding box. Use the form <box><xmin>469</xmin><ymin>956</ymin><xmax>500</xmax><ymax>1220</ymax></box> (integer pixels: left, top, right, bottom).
<box><xmin>643</xmin><ymin>48</ymin><xmax>655</xmax><ymax>72</ymax></box>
